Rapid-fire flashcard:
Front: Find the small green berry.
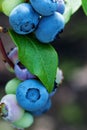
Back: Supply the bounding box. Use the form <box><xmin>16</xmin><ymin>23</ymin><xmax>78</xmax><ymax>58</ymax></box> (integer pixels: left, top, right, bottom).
<box><xmin>2</xmin><ymin>0</ymin><xmax>24</xmax><ymax>16</ymax></box>
<box><xmin>13</xmin><ymin>112</ymin><xmax>34</xmax><ymax>129</ymax></box>
<box><xmin>5</xmin><ymin>78</ymin><xmax>22</xmax><ymax>94</ymax></box>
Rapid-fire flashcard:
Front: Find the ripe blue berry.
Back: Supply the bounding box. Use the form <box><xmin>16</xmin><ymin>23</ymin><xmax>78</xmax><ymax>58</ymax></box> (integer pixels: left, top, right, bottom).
<box><xmin>0</xmin><ymin>94</ymin><xmax>24</xmax><ymax>122</ymax></box>
<box><xmin>57</xmin><ymin>0</ymin><xmax>65</xmax><ymax>14</ymax></box>
<box><xmin>50</xmin><ymin>68</ymin><xmax>63</xmax><ymax>97</ymax></box>
<box><xmin>32</xmin><ymin>98</ymin><xmax>52</xmax><ymax>116</ymax></box>
<box><xmin>30</xmin><ymin>0</ymin><xmax>58</xmax><ymax>16</ymax></box>
<box><xmin>35</xmin><ymin>12</ymin><xmax>65</xmax><ymax>43</ymax></box>
<box><xmin>49</xmin><ymin>83</ymin><xmax>57</xmax><ymax>97</ymax></box>
<box><xmin>16</xmin><ymin>79</ymin><xmax>49</xmax><ymax>111</ymax></box>
<box><xmin>14</xmin><ymin>61</ymin><xmax>36</xmax><ymax>80</ymax></box>
<box><xmin>9</xmin><ymin>3</ymin><xmax>40</xmax><ymax>34</ymax></box>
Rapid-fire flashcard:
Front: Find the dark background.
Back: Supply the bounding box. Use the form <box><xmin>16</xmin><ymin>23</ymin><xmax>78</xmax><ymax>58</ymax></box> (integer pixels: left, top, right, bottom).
<box><xmin>0</xmin><ymin>6</ymin><xmax>87</xmax><ymax>130</ymax></box>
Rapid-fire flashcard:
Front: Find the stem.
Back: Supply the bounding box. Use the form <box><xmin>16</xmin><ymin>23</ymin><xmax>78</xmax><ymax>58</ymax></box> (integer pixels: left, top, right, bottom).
<box><xmin>0</xmin><ymin>38</ymin><xmax>14</xmax><ymax>69</ymax></box>
<box><xmin>0</xmin><ymin>103</ymin><xmax>8</xmax><ymax>117</ymax></box>
<box><xmin>0</xmin><ymin>103</ymin><xmax>3</xmax><ymax>116</ymax></box>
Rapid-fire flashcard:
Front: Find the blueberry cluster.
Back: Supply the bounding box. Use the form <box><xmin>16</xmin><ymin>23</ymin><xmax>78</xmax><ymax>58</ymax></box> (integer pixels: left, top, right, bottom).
<box><xmin>0</xmin><ymin>0</ymin><xmax>65</xmax><ymax>43</ymax></box>
<box><xmin>9</xmin><ymin>1</ymin><xmax>65</xmax><ymax>43</ymax></box>
<box><xmin>0</xmin><ymin>0</ymin><xmax>65</xmax><ymax>129</ymax></box>
<box><xmin>0</xmin><ymin>47</ymin><xmax>63</xmax><ymax>129</ymax></box>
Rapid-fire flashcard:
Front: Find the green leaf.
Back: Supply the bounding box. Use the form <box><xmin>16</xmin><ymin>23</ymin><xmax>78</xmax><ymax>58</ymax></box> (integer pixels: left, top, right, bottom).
<box><xmin>82</xmin><ymin>0</ymin><xmax>87</xmax><ymax>15</ymax></box>
<box><xmin>9</xmin><ymin>30</ymin><xmax>58</xmax><ymax>93</ymax></box>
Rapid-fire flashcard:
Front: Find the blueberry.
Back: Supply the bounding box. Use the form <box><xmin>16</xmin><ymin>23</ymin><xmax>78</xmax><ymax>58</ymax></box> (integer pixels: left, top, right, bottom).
<box><xmin>12</xmin><ymin>112</ymin><xmax>34</xmax><ymax>129</ymax></box>
<box><xmin>5</xmin><ymin>47</ymin><xmax>18</xmax><ymax>72</ymax></box>
<box><xmin>9</xmin><ymin>3</ymin><xmax>40</xmax><ymax>34</ymax></box>
<box><xmin>30</xmin><ymin>0</ymin><xmax>58</xmax><ymax>16</ymax></box>
<box><xmin>16</xmin><ymin>79</ymin><xmax>49</xmax><ymax>111</ymax></box>
<box><xmin>50</xmin><ymin>68</ymin><xmax>64</xmax><ymax>97</ymax></box>
<box><xmin>57</xmin><ymin>0</ymin><xmax>65</xmax><ymax>14</ymax></box>
<box><xmin>0</xmin><ymin>94</ymin><xmax>24</xmax><ymax>122</ymax></box>
<box><xmin>32</xmin><ymin>98</ymin><xmax>52</xmax><ymax>116</ymax></box>
<box><xmin>55</xmin><ymin>68</ymin><xmax>63</xmax><ymax>85</ymax></box>
<box><xmin>49</xmin><ymin>83</ymin><xmax>57</xmax><ymax>97</ymax></box>
<box><xmin>14</xmin><ymin>61</ymin><xmax>36</xmax><ymax>80</ymax></box>
<box><xmin>5</xmin><ymin>78</ymin><xmax>21</xmax><ymax>94</ymax></box>
<box><xmin>8</xmin><ymin>47</ymin><xmax>18</xmax><ymax>64</ymax></box>
<box><xmin>35</xmin><ymin>12</ymin><xmax>65</xmax><ymax>43</ymax></box>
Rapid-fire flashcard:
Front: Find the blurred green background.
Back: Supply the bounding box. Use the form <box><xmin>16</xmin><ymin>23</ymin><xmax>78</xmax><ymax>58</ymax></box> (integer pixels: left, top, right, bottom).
<box><xmin>0</xmin><ymin>6</ymin><xmax>87</xmax><ymax>130</ymax></box>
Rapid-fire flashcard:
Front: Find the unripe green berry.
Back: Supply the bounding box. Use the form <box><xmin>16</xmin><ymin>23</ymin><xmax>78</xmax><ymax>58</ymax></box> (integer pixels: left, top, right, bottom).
<box><xmin>2</xmin><ymin>0</ymin><xmax>25</xmax><ymax>16</ymax></box>
<box><xmin>5</xmin><ymin>78</ymin><xmax>22</xmax><ymax>94</ymax></box>
<box><xmin>13</xmin><ymin>112</ymin><xmax>34</xmax><ymax>129</ymax></box>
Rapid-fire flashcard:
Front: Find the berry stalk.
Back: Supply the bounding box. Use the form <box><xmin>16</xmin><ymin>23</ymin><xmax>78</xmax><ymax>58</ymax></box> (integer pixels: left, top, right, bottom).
<box><xmin>0</xmin><ymin>38</ymin><xmax>14</xmax><ymax>69</ymax></box>
<box><xmin>0</xmin><ymin>103</ymin><xmax>4</xmax><ymax>116</ymax></box>
<box><xmin>0</xmin><ymin>103</ymin><xmax>8</xmax><ymax>117</ymax></box>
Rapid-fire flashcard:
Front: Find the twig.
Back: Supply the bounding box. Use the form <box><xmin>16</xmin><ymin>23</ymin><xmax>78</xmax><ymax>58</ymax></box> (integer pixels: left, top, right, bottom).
<box><xmin>0</xmin><ymin>38</ymin><xmax>14</xmax><ymax>69</ymax></box>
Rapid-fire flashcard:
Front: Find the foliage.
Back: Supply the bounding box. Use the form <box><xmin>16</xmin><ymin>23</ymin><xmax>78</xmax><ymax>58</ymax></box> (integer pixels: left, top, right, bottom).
<box><xmin>9</xmin><ymin>30</ymin><xmax>58</xmax><ymax>92</ymax></box>
<box><xmin>8</xmin><ymin>0</ymin><xmax>87</xmax><ymax>92</ymax></box>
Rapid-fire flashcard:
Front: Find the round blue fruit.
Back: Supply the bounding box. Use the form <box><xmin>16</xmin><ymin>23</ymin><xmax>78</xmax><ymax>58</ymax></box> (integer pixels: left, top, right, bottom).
<box><xmin>49</xmin><ymin>83</ymin><xmax>57</xmax><ymax>97</ymax></box>
<box><xmin>57</xmin><ymin>0</ymin><xmax>65</xmax><ymax>14</ymax></box>
<box><xmin>35</xmin><ymin>12</ymin><xmax>65</xmax><ymax>43</ymax></box>
<box><xmin>16</xmin><ymin>79</ymin><xmax>49</xmax><ymax>111</ymax></box>
<box><xmin>30</xmin><ymin>0</ymin><xmax>58</xmax><ymax>16</ymax></box>
<box><xmin>9</xmin><ymin>3</ymin><xmax>40</xmax><ymax>34</ymax></box>
<box><xmin>32</xmin><ymin>98</ymin><xmax>52</xmax><ymax>116</ymax></box>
